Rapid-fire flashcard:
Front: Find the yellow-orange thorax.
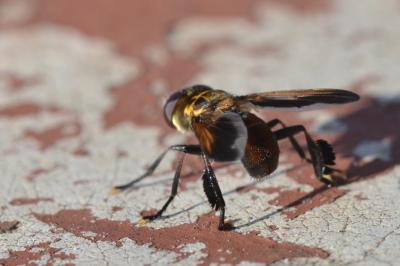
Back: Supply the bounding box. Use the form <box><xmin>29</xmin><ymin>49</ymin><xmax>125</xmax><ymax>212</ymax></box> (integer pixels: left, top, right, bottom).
<box><xmin>170</xmin><ymin>87</ymin><xmax>235</xmax><ymax>133</ymax></box>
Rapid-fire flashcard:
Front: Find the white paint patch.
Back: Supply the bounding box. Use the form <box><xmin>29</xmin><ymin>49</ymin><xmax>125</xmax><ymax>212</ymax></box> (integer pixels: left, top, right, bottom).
<box><xmin>170</xmin><ymin>0</ymin><xmax>400</xmax><ymax>102</ymax></box>
<box><xmin>178</xmin><ymin>242</ymin><xmax>208</xmax><ymax>264</ymax></box>
<box><xmin>275</xmin><ymin>166</ymin><xmax>400</xmax><ymax>265</ymax></box>
<box><xmin>2</xmin><ymin>0</ymin><xmax>400</xmax><ymax>265</ymax></box>
<box><xmin>0</xmin><ymin>0</ymin><xmax>35</xmax><ymax>25</ymax></box>
<box><xmin>143</xmin><ymin>44</ymin><xmax>169</xmax><ymax>66</ymax></box>
<box><xmin>0</xmin><ymin>24</ymin><xmax>138</xmax><ymax>117</ymax></box>
<box><xmin>353</xmin><ymin>138</ymin><xmax>392</xmax><ymax>163</ymax></box>
<box><xmin>179</xmin><ymin>242</ymin><xmax>206</xmax><ymax>253</ymax></box>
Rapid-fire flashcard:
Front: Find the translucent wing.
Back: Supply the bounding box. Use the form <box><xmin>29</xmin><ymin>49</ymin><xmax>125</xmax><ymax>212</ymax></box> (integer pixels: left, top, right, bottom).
<box><xmin>191</xmin><ymin>112</ymin><xmax>247</xmax><ymax>162</ymax></box>
<box><xmin>237</xmin><ymin>89</ymin><xmax>360</xmax><ymax>108</ymax></box>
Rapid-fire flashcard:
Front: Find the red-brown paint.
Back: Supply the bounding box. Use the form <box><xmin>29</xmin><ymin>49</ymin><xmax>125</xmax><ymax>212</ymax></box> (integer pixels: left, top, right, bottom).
<box><xmin>104</xmin><ymin>56</ymin><xmax>200</xmax><ymax>129</ymax></box>
<box><xmin>0</xmin><ymin>220</ymin><xmax>19</xmax><ymax>233</ymax></box>
<box><xmin>24</xmin><ymin>167</ymin><xmax>57</xmax><ymax>182</ymax></box>
<box><xmin>354</xmin><ymin>193</ymin><xmax>368</xmax><ymax>201</ymax></box>
<box><xmin>0</xmin><ymin>103</ymin><xmax>60</xmax><ymax>118</ymax></box>
<box><xmin>112</xmin><ymin>206</ymin><xmax>123</xmax><ymax>213</ymax></box>
<box><xmin>72</xmin><ymin>147</ymin><xmax>90</xmax><ymax>157</ymax></box>
<box><xmin>9</xmin><ymin>197</ymin><xmax>53</xmax><ymax>206</ymax></box>
<box><xmin>0</xmin><ymin>241</ymin><xmax>75</xmax><ymax>266</ymax></box>
<box><xmin>268</xmin><ymin>224</ymin><xmax>279</xmax><ymax>232</ymax></box>
<box><xmin>33</xmin><ymin>0</ymin><xmax>260</xmax><ymax>56</ymax></box>
<box><xmin>280</xmin><ymin>188</ymin><xmax>347</xmax><ymax>219</ymax></box>
<box><xmin>0</xmin><ymin>73</ymin><xmax>41</xmax><ymax>93</ymax></box>
<box><xmin>265</xmin><ymin>0</ymin><xmax>332</xmax><ymax>14</ymax></box>
<box><xmin>23</xmin><ymin>120</ymin><xmax>81</xmax><ymax>150</ymax></box>
<box><xmin>238</xmin><ymin>185</ymin><xmax>347</xmax><ymax>220</ymax></box>
<box><xmin>30</xmin><ymin>0</ymin><xmax>262</xmax><ymax>131</ymax></box>
<box><xmin>34</xmin><ymin>209</ymin><xmax>329</xmax><ymax>265</ymax></box>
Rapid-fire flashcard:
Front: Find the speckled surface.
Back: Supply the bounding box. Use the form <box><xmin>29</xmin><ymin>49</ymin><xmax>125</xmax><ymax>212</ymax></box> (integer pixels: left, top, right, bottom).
<box><xmin>1</xmin><ymin>0</ymin><xmax>400</xmax><ymax>265</ymax></box>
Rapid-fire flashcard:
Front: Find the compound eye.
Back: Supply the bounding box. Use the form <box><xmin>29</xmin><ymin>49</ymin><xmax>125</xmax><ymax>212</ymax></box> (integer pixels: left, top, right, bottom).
<box><xmin>194</xmin><ymin>97</ymin><xmax>207</xmax><ymax>107</ymax></box>
<box><xmin>163</xmin><ymin>90</ymin><xmax>183</xmax><ymax>127</ymax></box>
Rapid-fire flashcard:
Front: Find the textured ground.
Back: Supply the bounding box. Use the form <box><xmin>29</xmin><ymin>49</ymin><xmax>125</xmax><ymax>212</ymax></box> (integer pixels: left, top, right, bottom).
<box><xmin>1</xmin><ymin>0</ymin><xmax>400</xmax><ymax>265</ymax></box>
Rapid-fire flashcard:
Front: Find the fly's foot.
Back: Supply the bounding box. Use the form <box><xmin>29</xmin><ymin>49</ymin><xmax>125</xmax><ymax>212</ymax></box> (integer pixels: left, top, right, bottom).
<box><xmin>141</xmin><ymin>209</ymin><xmax>163</xmax><ymax>222</ymax></box>
<box><xmin>142</xmin><ymin>214</ymin><xmax>160</xmax><ymax>221</ymax></box>
<box><xmin>218</xmin><ymin>218</ymin><xmax>234</xmax><ymax>231</ymax></box>
<box><xmin>138</xmin><ymin>217</ymin><xmax>150</xmax><ymax>226</ymax></box>
<box><xmin>110</xmin><ymin>186</ymin><xmax>120</xmax><ymax>196</ymax></box>
<box><xmin>321</xmin><ymin>166</ymin><xmax>347</xmax><ymax>186</ymax></box>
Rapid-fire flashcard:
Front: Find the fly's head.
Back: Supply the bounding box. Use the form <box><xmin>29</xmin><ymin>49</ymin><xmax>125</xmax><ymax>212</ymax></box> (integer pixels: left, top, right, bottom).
<box><xmin>163</xmin><ymin>84</ymin><xmax>213</xmax><ymax>132</ymax></box>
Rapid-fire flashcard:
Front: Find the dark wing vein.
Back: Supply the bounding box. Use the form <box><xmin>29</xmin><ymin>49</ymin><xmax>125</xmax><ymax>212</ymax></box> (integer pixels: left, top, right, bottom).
<box><xmin>237</xmin><ymin>89</ymin><xmax>360</xmax><ymax>108</ymax></box>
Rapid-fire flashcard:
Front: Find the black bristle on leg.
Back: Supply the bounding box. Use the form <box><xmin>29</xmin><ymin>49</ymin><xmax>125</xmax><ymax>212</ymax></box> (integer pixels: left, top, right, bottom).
<box><xmin>273</xmin><ymin>125</ymin><xmax>343</xmax><ymax>185</ymax></box>
<box><xmin>201</xmin><ymin>153</ymin><xmax>227</xmax><ymax>230</ymax></box>
<box><xmin>202</xmin><ymin>171</ymin><xmax>217</xmax><ymax>209</ymax></box>
<box><xmin>316</xmin><ymin>139</ymin><xmax>336</xmax><ymax>165</ymax></box>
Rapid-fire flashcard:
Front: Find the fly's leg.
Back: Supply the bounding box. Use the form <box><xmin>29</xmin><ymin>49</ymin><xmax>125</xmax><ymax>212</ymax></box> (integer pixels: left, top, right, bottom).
<box><xmin>142</xmin><ymin>152</ymin><xmax>185</xmax><ymax>221</ymax></box>
<box><xmin>273</xmin><ymin>125</ymin><xmax>345</xmax><ymax>185</ymax></box>
<box><xmin>267</xmin><ymin>119</ymin><xmax>310</xmax><ymax>163</ymax></box>
<box><xmin>113</xmin><ymin>145</ymin><xmax>201</xmax><ymax>191</ymax></box>
<box><xmin>114</xmin><ymin>145</ymin><xmax>202</xmax><ymax>221</ymax></box>
<box><xmin>201</xmin><ymin>152</ymin><xmax>227</xmax><ymax>230</ymax></box>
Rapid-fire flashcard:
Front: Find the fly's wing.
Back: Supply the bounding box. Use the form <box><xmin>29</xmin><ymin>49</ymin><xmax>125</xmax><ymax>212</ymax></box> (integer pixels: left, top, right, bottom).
<box><xmin>191</xmin><ymin>112</ymin><xmax>247</xmax><ymax>162</ymax></box>
<box><xmin>240</xmin><ymin>113</ymin><xmax>280</xmax><ymax>178</ymax></box>
<box><xmin>238</xmin><ymin>89</ymin><xmax>360</xmax><ymax>108</ymax></box>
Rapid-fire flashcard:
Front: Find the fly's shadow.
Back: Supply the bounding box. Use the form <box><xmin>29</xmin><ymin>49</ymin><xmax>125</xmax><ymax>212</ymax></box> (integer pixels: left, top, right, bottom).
<box><xmin>136</xmin><ymin>163</ymin><xmax>306</xmax><ymax>227</ymax></box>
<box><xmin>331</xmin><ymin>97</ymin><xmax>400</xmax><ymax>182</ymax></box>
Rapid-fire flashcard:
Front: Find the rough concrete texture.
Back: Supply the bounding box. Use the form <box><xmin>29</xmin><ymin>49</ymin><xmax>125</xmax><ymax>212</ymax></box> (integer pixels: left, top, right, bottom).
<box><xmin>0</xmin><ymin>0</ymin><xmax>399</xmax><ymax>265</ymax></box>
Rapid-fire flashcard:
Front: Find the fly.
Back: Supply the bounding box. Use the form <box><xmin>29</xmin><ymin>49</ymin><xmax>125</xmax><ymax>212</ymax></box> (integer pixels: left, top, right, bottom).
<box><xmin>113</xmin><ymin>84</ymin><xmax>360</xmax><ymax>230</ymax></box>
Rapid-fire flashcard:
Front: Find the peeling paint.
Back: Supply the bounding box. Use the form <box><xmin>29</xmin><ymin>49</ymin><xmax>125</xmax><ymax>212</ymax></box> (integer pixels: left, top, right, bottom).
<box><xmin>1</xmin><ymin>0</ymin><xmax>400</xmax><ymax>265</ymax></box>
<box><xmin>34</xmin><ymin>209</ymin><xmax>328</xmax><ymax>265</ymax></box>
<box><xmin>0</xmin><ymin>241</ymin><xmax>75</xmax><ymax>266</ymax></box>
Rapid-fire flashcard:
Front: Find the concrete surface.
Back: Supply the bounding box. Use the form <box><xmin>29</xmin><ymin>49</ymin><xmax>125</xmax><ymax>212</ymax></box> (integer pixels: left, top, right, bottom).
<box><xmin>0</xmin><ymin>0</ymin><xmax>400</xmax><ymax>265</ymax></box>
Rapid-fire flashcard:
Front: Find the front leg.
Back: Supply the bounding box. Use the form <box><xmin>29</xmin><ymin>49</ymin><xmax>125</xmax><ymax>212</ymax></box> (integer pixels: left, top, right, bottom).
<box><xmin>131</xmin><ymin>145</ymin><xmax>201</xmax><ymax>221</ymax></box>
<box><xmin>201</xmin><ymin>152</ymin><xmax>227</xmax><ymax>230</ymax></box>
<box><xmin>143</xmin><ymin>152</ymin><xmax>185</xmax><ymax>221</ymax></box>
<box><xmin>113</xmin><ymin>144</ymin><xmax>201</xmax><ymax>224</ymax></box>
<box><xmin>113</xmin><ymin>144</ymin><xmax>201</xmax><ymax>191</ymax></box>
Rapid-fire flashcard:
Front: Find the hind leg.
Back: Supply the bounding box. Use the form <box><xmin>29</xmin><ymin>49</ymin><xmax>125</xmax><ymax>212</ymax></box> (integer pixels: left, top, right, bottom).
<box><xmin>273</xmin><ymin>125</ymin><xmax>345</xmax><ymax>185</ymax></box>
<box><xmin>267</xmin><ymin>119</ymin><xmax>310</xmax><ymax>163</ymax></box>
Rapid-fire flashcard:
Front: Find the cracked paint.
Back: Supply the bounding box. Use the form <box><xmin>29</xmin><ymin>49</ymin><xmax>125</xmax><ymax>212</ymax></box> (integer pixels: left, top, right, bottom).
<box><xmin>0</xmin><ymin>241</ymin><xmax>75</xmax><ymax>265</ymax></box>
<box><xmin>33</xmin><ymin>209</ymin><xmax>328</xmax><ymax>265</ymax></box>
<box><xmin>1</xmin><ymin>0</ymin><xmax>400</xmax><ymax>265</ymax></box>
